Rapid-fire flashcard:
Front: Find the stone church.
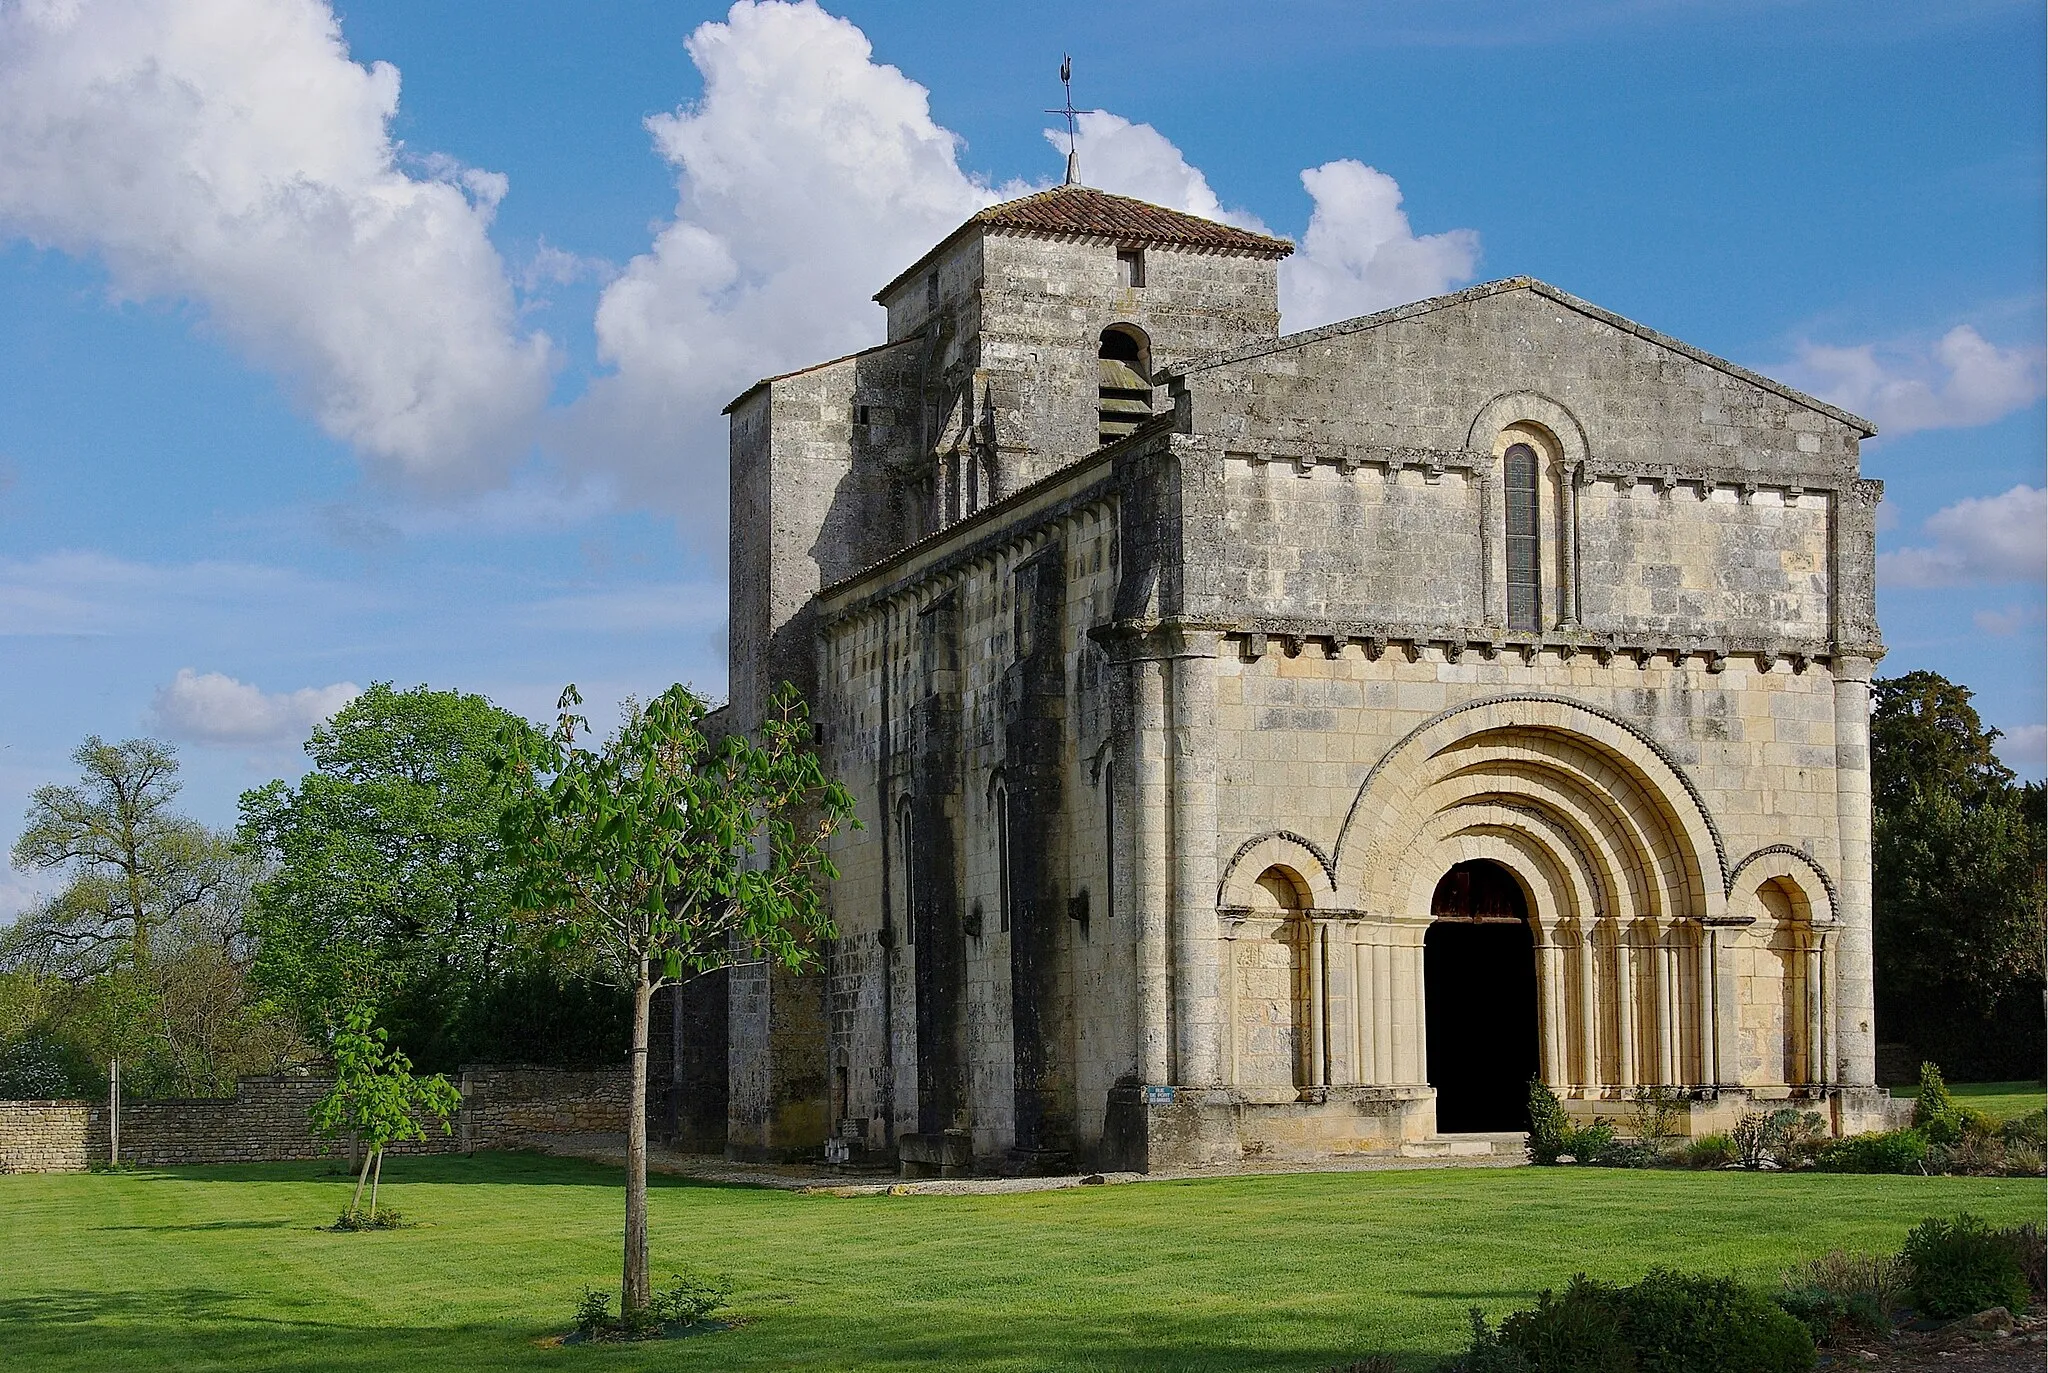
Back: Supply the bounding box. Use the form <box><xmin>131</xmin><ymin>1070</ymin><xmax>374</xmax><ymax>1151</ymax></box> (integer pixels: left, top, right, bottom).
<box><xmin>704</xmin><ymin>180</ymin><xmax>1894</xmax><ymax>1173</ymax></box>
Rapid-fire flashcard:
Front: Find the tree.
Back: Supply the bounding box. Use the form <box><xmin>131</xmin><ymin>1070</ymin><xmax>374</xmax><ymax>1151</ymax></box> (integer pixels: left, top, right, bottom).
<box><xmin>239</xmin><ymin>683</ymin><xmax>553</xmax><ymax>1052</ymax></box>
<box><xmin>494</xmin><ymin>682</ymin><xmax>855</xmax><ymax>1316</ymax></box>
<box><xmin>11</xmin><ymin>736</ymin><xmax>225</xmax><ymax>971</ymax></box>
<box><xmin>311</xmin><ymin>1004</ymin><xmax>461</xmax><ymax>1222</ymax></box>
<box><xmin>1870</xmin><ymin>670</ymin><xmax>2046</xmax><ymax>1079</ymax></box>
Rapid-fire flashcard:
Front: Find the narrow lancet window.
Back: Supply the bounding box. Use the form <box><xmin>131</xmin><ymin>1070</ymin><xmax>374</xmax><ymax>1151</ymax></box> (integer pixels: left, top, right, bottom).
<box><xmin>1097</xmin><ymin>326</ymin><xmax>1151</xmax><ymax>446</ymax></box>
<box><xmin>1504</xmin><ymin>442</ymin><xmax>1541</xmax><ymax>632</ymax></box>
<box><xmin>993</xmin><ymin>782</ymin><xmax>1012</xmax><ymax>934</ymax></box>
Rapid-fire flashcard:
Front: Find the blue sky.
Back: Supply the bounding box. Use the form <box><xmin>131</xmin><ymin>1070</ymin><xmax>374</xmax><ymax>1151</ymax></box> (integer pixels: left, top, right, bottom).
<box><xmin>2</xmin><ymin>0</ymin><xmax>2042</xmax><ymax>916</ymax></box>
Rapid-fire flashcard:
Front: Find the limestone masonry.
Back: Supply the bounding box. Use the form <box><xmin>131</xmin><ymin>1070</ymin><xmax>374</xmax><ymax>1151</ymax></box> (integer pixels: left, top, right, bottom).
<box><xmin>703</xmin><ymin>182</ymin><xmax>1893</xmax><ymax>1175</ymax></box>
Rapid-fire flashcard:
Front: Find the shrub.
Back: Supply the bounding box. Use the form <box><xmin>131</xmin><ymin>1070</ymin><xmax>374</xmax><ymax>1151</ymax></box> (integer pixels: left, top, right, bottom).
<box><xmin>1455</xmin><ymin>1270</ymin><xmax>1814</xmax><ymax>1373</ymax></box>
<box><xmin>2000</xmin><ymin>1108</ymin><xmax>2046</xmax><ymax>1148</ymax></box>
<box><xmin>2002</xmin><ymin>1138</ymin><xmax>2045</xmax><ymax>1179</ymax></box>
<box><xmin>1994</xmin><ymin>1222</ymin><xmax>2044</xmax><ymax>1307</ymax></box>
<box><xmin>1566</xmin><ymin>1121</ymin><xmax>1616</xmax><ymax>1166</ymax></box>
<box><xmin>1684</xmin><ymin>1133</ymin><xmax>1737</xmax><ymax>1169</ymax></box>
<box><xmin>1626</xmin><ymin>1085</ymin><xmax>1687</xmax><ymax>1146</ymax></box>
<box><xmin>1618</xmin><ymin>1268</ymin><xmax>1814</xmax><ymax>1373</ymax></box>
<box><xmin>1902</xmin><ymin>1213</ymin><xmax>2031</xmax><ymax>1318</ymax></box>
<box><xmin>1775</xmin><ymin>1250</ymin><xmax>1907</xmax><ymax>1344</ymax></box>
<box><xmin>1733</xmin><ymin>1110</ymin><xmax>1808</xmax><ymax>1169</ymax></box>
<box><xmin>1910</xmin><ymin>1062</ymin><xmax>1954</xmax><ymax>1130</ymax></box>
<box><xmin>1528</xmin><ymin>1079</ymin><xmax>1573</xmax><ymax>1166</ymax></box>
<box><xmin>324</xmin><ymin>1207</ymin><xmax>412</xmax><ymax>1231</ymax></box>
<box><xmin>1495</xmin><ymin>1277</ymin><xmax>1632</xmax><ymax>1373</ymax></box>
<box><xmin>1814</xmin><ymin>1129</ymin><xmax>1927</xmax><ymax>1175</ymax></box>
<box><xmin>571</xmin><ymin>1271</ymin><xmax>732</xmax><ymax>1341</ymax></box>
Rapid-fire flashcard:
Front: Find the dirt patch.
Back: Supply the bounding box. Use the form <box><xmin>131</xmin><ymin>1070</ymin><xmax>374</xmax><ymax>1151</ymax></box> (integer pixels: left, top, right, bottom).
<box><xmin>1821</xmin><ymin>1309</ymin><xmax>2045</xmax><ymax>1371</ymax></box>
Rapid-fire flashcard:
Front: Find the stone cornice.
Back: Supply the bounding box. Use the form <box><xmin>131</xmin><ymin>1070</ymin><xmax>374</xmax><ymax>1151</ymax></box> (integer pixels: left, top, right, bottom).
<box><xmin>1216</xmin><ymin>619</ymin><xmax>1872</xmax><ymax>670</ymax></box>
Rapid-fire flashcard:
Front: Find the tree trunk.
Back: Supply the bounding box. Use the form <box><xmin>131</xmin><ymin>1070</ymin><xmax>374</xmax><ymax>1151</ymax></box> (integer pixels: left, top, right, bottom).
<box><xmin>368</xmin><ymin>1147</ymin><xmax>384</xmax><ymax>1219</ymax></box>
<box><xmin>348</xmin><ymin>1143</ymin><xmax>373</xmax><ymax>1217</ymax></box>
<box><xmin>623</xmin><ymin>966</ymin><xmax>653</xmax><ymax>1315</ymax></box>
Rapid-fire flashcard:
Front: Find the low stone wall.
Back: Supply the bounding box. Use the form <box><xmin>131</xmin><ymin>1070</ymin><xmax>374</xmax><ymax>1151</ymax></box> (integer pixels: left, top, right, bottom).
<box><xmin>0</xmin><ymin>1065</ymin><xmax>632</xmax><ymax>1173</ymax></box>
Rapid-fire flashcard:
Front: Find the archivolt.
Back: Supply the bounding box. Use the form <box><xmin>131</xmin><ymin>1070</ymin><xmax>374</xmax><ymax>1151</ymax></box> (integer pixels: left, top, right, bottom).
<box><xmin>1334</xmin><ymin>695</ymin><xmax>1726</xmax><ymax>924</ymax></box>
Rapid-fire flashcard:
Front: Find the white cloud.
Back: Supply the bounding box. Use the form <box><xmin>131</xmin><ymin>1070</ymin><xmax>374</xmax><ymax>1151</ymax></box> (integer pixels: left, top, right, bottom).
<box><xmin>1054</xmin><ymin>113</ymin><xmax>1269</xmax><ymax>232</ymax></box>
<box><xmin>1278</xmin><ymin>160</ymin><xmax>1483</xmax><ymax>329</ymax></box>
<box><xmin>1996</xmin><ymin>724</ymin><xmax>2047</xmax><ymax>778</ymax></box>
<box><xmin>0</xmin><ymin>551</ymin><xmax>354</xmax><ymax>638</ymax></box>
<box><xmin>570</xmin><ymin>0</ymin><xmax>999</xmax><ymax>536</ymax></box>
<box><xmin>1788</xmin><ymin>326</ymin><xmax>2044</xmax><ymax>436</ymax></box>
<box><xmin>1973</xmin><ymin>603</ymin><xmax>2044</xmax><ymax>636</ymax></box>
<box><xmin>1879</xmin><ymin>485</ymin><xmax>2046</xmax><ymax>588</ymax></box>
<box><xmin>148</xmin><ymin>669</ymin><xmax>359</xmax><ymax>745</ymax></box>
<box><xmin>1054</xmin><ymin>118</ymin><xmax>1482</xmax><ymax>333</ymax></box>
<box><xmin>0</xmin><ymin>0</ymin><xmax>553</xmax><ymax>487</ymax></box>
<box><xmin>516</xmin><ymin>583</ymin><xmax>727</xmax><ymax>634</ymax></box>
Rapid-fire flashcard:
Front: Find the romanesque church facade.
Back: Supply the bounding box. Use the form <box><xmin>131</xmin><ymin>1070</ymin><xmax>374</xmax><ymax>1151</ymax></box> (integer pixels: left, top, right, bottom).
<box><xmin>710</xmin><ymin>182</ymin><xmax>1893</xmax><ymax>1173</ymax></box>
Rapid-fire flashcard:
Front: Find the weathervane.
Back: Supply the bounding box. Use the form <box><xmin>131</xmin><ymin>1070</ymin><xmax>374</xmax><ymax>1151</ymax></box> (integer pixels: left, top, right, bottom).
<box><xmin>1044</xmin><ymin>55</ymin><xmax>1095</xmax><ymax>185</ymax></box>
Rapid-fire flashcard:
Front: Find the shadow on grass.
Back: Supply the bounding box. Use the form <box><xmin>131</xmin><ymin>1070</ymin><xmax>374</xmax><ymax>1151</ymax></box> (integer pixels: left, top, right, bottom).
<box><xmin>127</xmin><ymin>1151</ymin><xmax>746</xmax><ymax>1191</ymax></box>
<box><xmin>0</xmin><ymin>1288</ymin><xmax>1445</xmax><ymax>1372</ymax></box>
<box><xmin>95</xmin><ymin>1219</ymin><xmax>297</xmax><ymax>1233</ymax></box>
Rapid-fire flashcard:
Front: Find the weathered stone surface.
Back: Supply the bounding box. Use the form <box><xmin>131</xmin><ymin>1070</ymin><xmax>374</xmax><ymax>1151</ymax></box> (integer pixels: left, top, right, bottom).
<box><xmin>722</xmin><ymin>189</ymin><xmax>1889</xmax><ymax>1173</ymax></box>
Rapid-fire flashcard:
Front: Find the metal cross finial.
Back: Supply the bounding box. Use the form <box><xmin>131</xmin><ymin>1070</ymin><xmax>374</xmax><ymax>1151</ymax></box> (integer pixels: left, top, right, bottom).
<box><xmin>1044</xmin><ymin>54</ymin><xmax>1092</xmax><ymax>185</ymax></box>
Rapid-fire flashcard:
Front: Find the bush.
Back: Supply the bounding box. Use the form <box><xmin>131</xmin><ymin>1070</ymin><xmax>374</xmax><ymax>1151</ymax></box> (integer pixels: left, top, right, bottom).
<box><xmin>1994</xmin><ymin>1222</ymin><xmax>2044</xmax><ymax>1308</ymax></box>
<box><xmin>570</xmin><ymin>1271</ymin><xmax>732</xmax><ymax>1342</ymax></box>
<box><xmin>1775</xmin><ymin>1250</ymin><xmax>1907</xmax><ymax>1344</ymax></box>
<box><xmin>324</xmin><ymin>1207</ymin><xmax>412</xmax><ymax>1231</ymax></box>
<box><xmin>1684</xmin><ymin>1133</ymin><xmax>1737</xmax><ymax>1169</ymax></box>
<box><xmin>1528</xmin><ymin>1080</ymin><xmax>1573</xmax><ymax>1166</ymax></box>
<box><xmin>1733</xmin><ymin>1110</ymin><xmax>1814</xmax><ymax>1169</ymax></box>
<box><xmin>2000</xmin><ymin>1108</ymin><xmax>2046</xmax><ymax>1148</ymax></box>
<box><xmin>1906</xmin><ymin>1063</ymin><xmax>1994</xmax><ymax>1148</ymax></box>
<box><xmin>1814</xmin><ymin>1129</ymin><xmax>1927</xmax><ymax>1175</ymax></box>
<box><xmin>1902</xmin><ymin>1213</ymin><xmax>2031</xmax><ymax>1318</ymax></box>
<box><xmin>1452</xmin><ymin>1270</ymin><xmax>1814</xmax><ymax>1373</ymax></box>
<box><xmin>1911</xmin><ymin>1062</ymin><xmax>1955</xmax><ymax>1131</ymax></box>
<box><xmin>1626</xmin><ymin>1085</ymin><xmax>1687</xmax><ymax>1146</ymax></box>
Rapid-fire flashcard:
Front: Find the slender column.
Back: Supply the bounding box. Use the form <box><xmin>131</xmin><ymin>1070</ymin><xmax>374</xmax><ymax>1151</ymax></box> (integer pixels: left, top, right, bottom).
<box><xmin>1819</xmin><ymin>931</ymin><xmax>1838</xmax><ymax>1087</ymax></box>
<box><xmin>1372</xmin><ymin>938</ymin><xmax>1394</xmax><ymax>1084</ymax></box>
<box><xmin>1169</xmin><ymin>640</ymin><xmax>1223</xmax><ymax>1086</ymax></box>
<box><xmin>1616</xmin><ymin>930</ymin><xmax>1638</xmax><ymax>1088</ymax></box>
<box><xmin>1560</xmin><ymin>463</ymin><xmax>1582</xmax><ymax>628</ymax></box>
<box><xmin>1132</xmin><ymin>657</ymin><xmax>1171</xmax><ymax>1085</ymax></box>
<box><xmin>1803</xmin><ymin>941</ymin><xmax>1823</xmax><ymax>1088</ymax></box>
<box><xmin>1831</xmin><ymin>656</ymin><xmax>1877</xmax><ymax>1086</ymax></box>
<box><xmin>1352</xmin><ymin>937</ymin><xmax>1370</xmax><ymax>1085</ymax></box>
<box><xmin>1656</xmin><ymin>938</ymin><xmax>1676</xmax><ymax>1086</ymax></box>
<box><xmin>1393</xmin><ymin>935</ymin><xmax>1422</xmax><ymax>1083</ymax></box>
<box><xmin>1699</xmin><ymin>926</ymin><xmax>1723</xmax><ymax>1088</ymax></box>
<box><xmin>1308</xmin><ymin>924</ymin><xmax>1328</xmax><ymax>1088</ymax></box>
<box><xmin>1577</xmin><ymin>925</ymin><xmax>1598</xmax><ymax>1089</ymax></box>
<box><xmin>1223</xmin><ymin>926</ymin><xmax>1240</xmax><ymax>1086</ymax></box>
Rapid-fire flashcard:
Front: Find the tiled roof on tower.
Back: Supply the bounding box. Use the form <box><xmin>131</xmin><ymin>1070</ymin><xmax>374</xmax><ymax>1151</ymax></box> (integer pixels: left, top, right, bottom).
<box><xmin>972</xmin><ymin>184</ymin><xmax>1295</xmax><ymax>257</ymax></box>
<box><xmin>875</xmin><ymin>183</ymin><xmax>1293</xmax><ymax>303</ymax></box>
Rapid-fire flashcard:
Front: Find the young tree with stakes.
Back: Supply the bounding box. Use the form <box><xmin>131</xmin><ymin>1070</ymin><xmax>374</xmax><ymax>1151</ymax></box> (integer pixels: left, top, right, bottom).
<box><xmin>310</xmin><ymin>1004</ymin><xmax>460</xmax><ymax>1223</ymax></box>
<box><xmin>494</xmin><ymin>682</ymin><xmax>854</xmax><ymax>1316</ymax></box>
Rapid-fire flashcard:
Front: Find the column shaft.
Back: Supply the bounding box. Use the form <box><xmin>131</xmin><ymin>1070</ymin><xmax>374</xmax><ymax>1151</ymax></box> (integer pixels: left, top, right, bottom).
<box><xmin>1832</xmin><ymin>657</ymin><xmax>1877</xmax><ymax>1085</ymax></box>
<box><xmin>1132</xmin><ymin>658</ymin><xmax>1171</xmax><ymax>1085</ymax></box>
<box><xmin>1169</xmin><ymin>645</ymin><xmax>1222</xmax><ymax>1086</ymax></box>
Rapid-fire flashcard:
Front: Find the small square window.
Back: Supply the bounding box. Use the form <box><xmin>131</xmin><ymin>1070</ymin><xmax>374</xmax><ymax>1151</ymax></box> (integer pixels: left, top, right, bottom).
<box><xmin>1117</xmin><ymin>249</ymin><xmax>1145</xmax><ymax>289</ymax></box>
<box><xmin>856</xmin><ymin>404</ymin><xmax>871</xmax><ymax>426</ymax></box>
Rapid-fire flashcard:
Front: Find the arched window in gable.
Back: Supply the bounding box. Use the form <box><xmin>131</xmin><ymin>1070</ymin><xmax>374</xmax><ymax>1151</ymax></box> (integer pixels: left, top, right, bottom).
<box><xmin>1097</xmin><ymin>325</ymin><xmax>1152</xmax><ymax>447</ymax></box>
<box><xmin>1504</xmin><ymin>442</ymin><xmax>1542</xmax><ymax>632</ymax></box>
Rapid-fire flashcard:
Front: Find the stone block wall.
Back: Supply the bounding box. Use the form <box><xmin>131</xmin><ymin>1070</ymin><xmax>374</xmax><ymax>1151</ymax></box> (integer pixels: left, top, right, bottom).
<box><xmin>0</xmin><ymin>1065</ymin><xmax>632</xmax><ymax>1173</ymax></box>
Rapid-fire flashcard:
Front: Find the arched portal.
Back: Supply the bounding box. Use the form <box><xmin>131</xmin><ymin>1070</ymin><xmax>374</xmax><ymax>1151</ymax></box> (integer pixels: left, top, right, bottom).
<box><xmin>1425</xmin><ymin>859</ymin><xmax>1538</xmax><ymax>1130</ymax></box>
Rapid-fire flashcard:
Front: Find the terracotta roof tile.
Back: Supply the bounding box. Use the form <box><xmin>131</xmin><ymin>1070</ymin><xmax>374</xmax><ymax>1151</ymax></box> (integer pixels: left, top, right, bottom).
<box><xmin>972</xmin><ymin>184</ymin><xmax>1295</xmax><ymax>257</ymax></box>
<box><xmin>876</xmin><ymin>183</ymin><xmax>1292</xmax><ymax>303</ymax></box>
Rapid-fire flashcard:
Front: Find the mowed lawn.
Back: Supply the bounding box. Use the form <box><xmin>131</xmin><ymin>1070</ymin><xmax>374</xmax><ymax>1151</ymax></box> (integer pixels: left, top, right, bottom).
<box><xmin>1</xmin><ymin>1154</ymin><xmax>2041</xmax><ymax>1373</ymax></box>
<box><xmin>1893</xmin><ymin>1079</ymin><xmax>2046</xmax><ymax>1122</ymax></box>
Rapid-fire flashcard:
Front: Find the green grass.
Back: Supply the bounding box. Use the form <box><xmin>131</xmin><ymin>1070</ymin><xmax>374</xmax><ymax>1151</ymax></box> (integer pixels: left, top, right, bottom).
<box><xmin>1891</xmin><ymin>1079</ymin><xmax>2047</xmax><ymax>1122</ymax></box>
<box><xmin>2</xmin><ymin>1153</ymin><xmax>2040</xmax><ymax>1372</ymax></box>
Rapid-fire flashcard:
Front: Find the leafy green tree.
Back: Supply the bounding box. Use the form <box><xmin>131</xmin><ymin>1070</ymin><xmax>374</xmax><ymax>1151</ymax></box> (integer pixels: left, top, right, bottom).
<box><xmin>311</xmin><ymin>1004</ymin><xmax>461</xmax><ymax>1222</ymax></box>
<box><xmin>494</xmin><ymin>682</ymin><xmax>854</xmax><ymax>1316</ymax></box>
<box><xmin>1870</xmin><ymin>671</ymin><xmax>2046</xmax><ymax>1079</ymax></box>
<box><xmin>238</xmin><ymin>683</ymin><xmax>546</xmax><ymax>1046</ymax></box>
<box><xmin>10</xmin><ymin>737</ymin><xmax>231</xmax><ymax>972</ymax></box>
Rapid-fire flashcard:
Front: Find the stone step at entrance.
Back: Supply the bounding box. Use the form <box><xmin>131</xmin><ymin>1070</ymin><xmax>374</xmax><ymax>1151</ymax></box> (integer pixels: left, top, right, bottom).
<box><xmin>1398</xmin><ymin>1131</ymin><xmax>1529</xmax><ymax>1161</ymax></box>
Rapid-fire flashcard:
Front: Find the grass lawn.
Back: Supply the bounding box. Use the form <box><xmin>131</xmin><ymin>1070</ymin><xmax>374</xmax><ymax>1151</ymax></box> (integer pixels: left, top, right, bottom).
<box><xmin>1</xmin><ymin>1153</ymin><xmax>2040</xmax><ymax>1372</ymax></box>
<box><xmin>1891</xmin><ymin>1079</ymin><xmax>2047</xmax><ymax>1122</ymax></box>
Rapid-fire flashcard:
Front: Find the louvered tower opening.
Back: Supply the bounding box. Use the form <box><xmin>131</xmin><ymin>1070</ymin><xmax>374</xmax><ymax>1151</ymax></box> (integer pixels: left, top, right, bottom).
<box><xmin>1097</xmin><ymin>326</ymin><xmax>1152</xmax><ymax>446</ymax></box>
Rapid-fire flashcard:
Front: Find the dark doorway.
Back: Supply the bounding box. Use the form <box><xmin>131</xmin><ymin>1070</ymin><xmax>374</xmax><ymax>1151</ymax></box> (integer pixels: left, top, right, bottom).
<box><xmin>1425</xmin><ymin>860</ymin><xmax>1539</xmax><ymax>1131</ymax></box>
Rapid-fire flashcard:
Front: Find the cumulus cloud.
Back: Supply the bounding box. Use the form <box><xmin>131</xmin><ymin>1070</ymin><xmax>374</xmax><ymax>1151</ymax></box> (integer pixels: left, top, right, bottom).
<box><xmin>1055</xmin><ymin>113</ymin><xmax>1268</xmax><ymax>232</ymax></box>
<box><xmin>1789</xmin><ymin>326</ymin><xmax>2044</xmax><ymax>436</ymax></box>
<box><xmin>1879</xmin><ymin>485</ymin><xmax>2046</xmax><ymax>588</ymax></box>
<box><xmin>569</xmin><ymin>0</ymin><xmax>999</xmax><ymax>534</ymax></box>
<box><xmin>1277</xmin><ymin>161</ymin><xmax>1482</xmax><ymax>329</ymax></box>
<box><xmin>1996</xmin><ymin>724</ymin><xmax>2047</xmax><ymax>777</ymax></box>
<box><xmin>1056</xmin><ymin>117</ymin><xmax>1481</xmax><ymax>332</ymax></box>
<box><xmin>0</xmin><ymin>0</ymin><xmax>553</xmax><ymax>487</ymax></box>
<box><xmin>148</xmin><ymin>669</ymin><xmax>359</xmax><ymax>745</ymax></box>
